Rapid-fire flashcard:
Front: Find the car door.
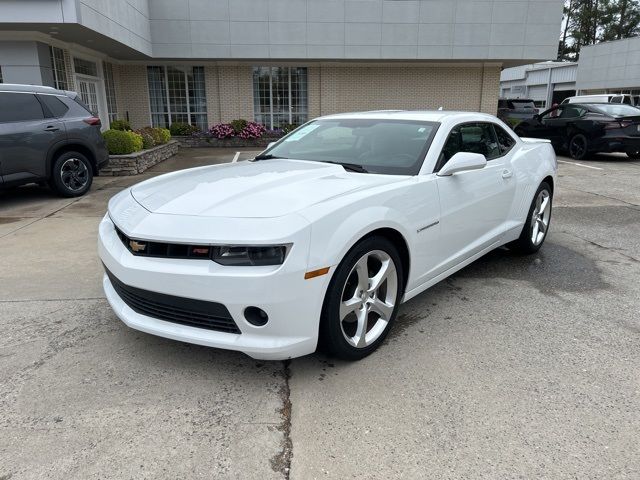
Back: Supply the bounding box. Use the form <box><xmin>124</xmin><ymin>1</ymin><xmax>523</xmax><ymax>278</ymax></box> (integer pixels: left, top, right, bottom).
<box><xmin>0</xmin><ymin>91</ymin><xmax>65</xmax><ymax>184</ymax></box>
<box><xmin>433</xmin><ymin>122</ymin><xmax>517</xmax><ymax>274</ymax></box>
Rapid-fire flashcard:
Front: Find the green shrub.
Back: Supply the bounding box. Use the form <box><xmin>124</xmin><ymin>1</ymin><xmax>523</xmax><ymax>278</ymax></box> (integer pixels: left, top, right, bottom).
<box><xmin>281</xmin><ymin>123</ymin><xmax>298</xmax><ymax>135</ymax></box>
<box><xmin>103</xmin><ymin>129</ymin><xmax>143</xmax><ymax>155</ymax></box>
<box><xmin>110</xmin><ymin>119</ymin><xmax>131</xmax><ymax>131</ymax></box>
<box><xmin>157</xmin><ymin>128</ymin><xmax>171</xmax><ymax>144</ymax></box>
<box><xmin>135</xmin><ymin>129</ymin><xmax>155</xmax><ymax>150</ymax></box>
<box><xmin>230</xmin><ymin>119</ymin><xmax>248</xmax><ymax>134</ymax></box>
<box><xmin>169</xmin><ymin>122</ymin><xmax>200</xmax><ymax>136</ymax></box>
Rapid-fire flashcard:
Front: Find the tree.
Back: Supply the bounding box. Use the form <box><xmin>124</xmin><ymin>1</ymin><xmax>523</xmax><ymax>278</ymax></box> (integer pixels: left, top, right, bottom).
<box><xmin>558</xmin><ymin>0</ymin><xmax>640</xmax><ymax>61</ymax></box>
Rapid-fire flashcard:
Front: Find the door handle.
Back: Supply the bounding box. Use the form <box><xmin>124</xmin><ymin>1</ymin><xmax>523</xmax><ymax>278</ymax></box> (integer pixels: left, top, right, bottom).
<box><xmin>502</xmin><ymin>169</ymin><xmax>513</xmax><ymax>179</ymax></box>
<box><xmin>44</xmin><ymin>126</ymin><xmax>60</xmax><ymax>132</ymax></box>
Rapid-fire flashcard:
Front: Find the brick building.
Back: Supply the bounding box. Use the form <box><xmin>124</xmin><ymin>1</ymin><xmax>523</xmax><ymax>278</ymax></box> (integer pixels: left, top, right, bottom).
<box><xmin>0</xmin><ymin>0</ymin><xmax>563</xmax><ymax>131</ymax></box>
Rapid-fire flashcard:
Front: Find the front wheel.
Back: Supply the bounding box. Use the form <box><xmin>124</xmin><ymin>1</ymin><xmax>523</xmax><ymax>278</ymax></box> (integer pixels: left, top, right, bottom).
<box><xmin>508</xmin><ymin>182</ymin><xmax>553</xmax><ymax>255</ymax></box>
<box><xmin>319</xmin><ymin>237</ymin><xmax>404</xmax><ymax>360</ymax></box>
<box><xmin>626</xmin><ymin>149</ymin><xmax>640</xmax><ymax>160</ymax></box>
<box><xmin>568</xmin><ymin>134</ymin><xmax>589</xmax><ymax>160</ymax></box>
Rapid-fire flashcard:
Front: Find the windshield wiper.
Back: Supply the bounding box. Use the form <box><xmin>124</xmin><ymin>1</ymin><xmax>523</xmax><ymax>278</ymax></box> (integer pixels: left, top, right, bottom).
<box><xmin>321</xmin><ymin>161</ymin><xmax>369</xmax><ymax>173</ymax></box>
<box><xmin>253</xmin><ymin>154</ymin><xmax>288</xmax><ymax>161</ymax></box>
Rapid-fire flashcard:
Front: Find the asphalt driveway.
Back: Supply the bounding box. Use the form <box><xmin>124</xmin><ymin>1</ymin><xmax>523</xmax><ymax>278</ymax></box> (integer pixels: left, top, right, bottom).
<box><xmin>1</xmin><ymin>149</ymin><xmax>639</xmax><ymax>479</ymax></box>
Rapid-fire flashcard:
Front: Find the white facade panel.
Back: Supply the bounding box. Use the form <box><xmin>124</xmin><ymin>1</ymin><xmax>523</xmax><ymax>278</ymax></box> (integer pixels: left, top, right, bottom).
<box><xmin>577</xmin><ymin>37</ymin><xmax>640</xmax><ymax>91</ymax></box>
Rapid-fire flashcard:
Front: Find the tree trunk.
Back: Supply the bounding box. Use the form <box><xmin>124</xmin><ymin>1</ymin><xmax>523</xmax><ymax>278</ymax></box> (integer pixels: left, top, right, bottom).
<box><xmin>619</xmin><ymin>0</ymin><xmax>628</xmax><ymax>40</ymax></box>
<box><xmin>561</xmin><ymin>0</ymin><xmax>574</xmax><ymax>59</ymax></box>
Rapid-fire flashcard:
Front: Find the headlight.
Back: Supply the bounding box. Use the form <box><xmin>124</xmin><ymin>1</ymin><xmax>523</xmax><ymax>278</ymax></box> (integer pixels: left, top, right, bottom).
<box><xmin>212</xmin><ymin>245</ymin><xmax>289</xmax><ymax>266</ymax></box>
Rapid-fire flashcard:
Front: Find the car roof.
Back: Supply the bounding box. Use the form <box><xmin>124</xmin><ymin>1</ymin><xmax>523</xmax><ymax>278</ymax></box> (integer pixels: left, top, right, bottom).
<box><xmin>0</xmin><ymin>83</ymin><xmax>70</xmax><ymax>96</ymax></box>
<box><xmin>317</xmin><ymin>110</ymin><xmax>501</xmax><ymax>124</ymax></box>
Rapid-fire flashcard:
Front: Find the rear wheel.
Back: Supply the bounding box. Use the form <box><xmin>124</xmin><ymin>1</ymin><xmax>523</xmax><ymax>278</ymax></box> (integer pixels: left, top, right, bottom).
<box><xmin>626</xmin><ymin>149</ymin><xmax>640</xmax><ymax>160</ymax></box>
<box><xmin>508</xmin><ymin>182</ymin><xmax>553</xmax><ymax>255</ymax></box>
<box><xmin>568</xmin><ymin>134</ymin><xmax>589</xmax><ymax>160</ymax></box>
<box><xmin>50</xmin><ymin>151</ymin><xmax>93</xmax><ymax>197</ymax></box>
<box><xmin>319</xmin><ymin>237</ymin><xmax>404</xmax><ymax>361</ymax></box>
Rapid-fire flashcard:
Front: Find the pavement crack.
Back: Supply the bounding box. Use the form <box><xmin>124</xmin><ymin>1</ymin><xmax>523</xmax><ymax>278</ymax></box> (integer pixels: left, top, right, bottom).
<box><xmin>562</xmin><ymin>187</ymin><xmax>640</xmax><ymax>210</ymax></box>
<box><xmin>270</xmin><ymin>359</ymin><xmax>293</xmax><ymax>479</ymax></box>
<box><xmin>559</xmin><ymin>230</ymin><xmax>640</xmax><ymax>264</ymax></box>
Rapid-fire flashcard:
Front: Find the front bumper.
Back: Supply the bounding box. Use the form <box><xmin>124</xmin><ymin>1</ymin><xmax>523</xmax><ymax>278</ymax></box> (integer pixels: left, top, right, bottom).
<box><xmin>98</xmin><ymin>215</ymin><xmax>330</xmax><ymax>360</ymax></box>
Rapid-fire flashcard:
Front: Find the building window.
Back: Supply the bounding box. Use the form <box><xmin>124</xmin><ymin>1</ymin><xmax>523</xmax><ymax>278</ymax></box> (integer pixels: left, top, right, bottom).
<box><xmin>147</xmin><ymin>66</ymin><xmax>207</xmax><ymax>131</ymax></box>
<box><xmin>253</xmin><ymin>67</ymin><xmax>308</xmax><ymax>130</ymax></box>
<box><xmin>73</xmin><ymin>57</ymin><xmax>98</xmax><ymax>77</ymax></box>
<box><xmin>49</xmin><ymin>46</ymin><xmax>69</xmax><ymax>90</ymax></box>
<box><xmin>0</xmin><ymin>66</ymin><xmax>3</xmax><ymax>83</ymax></box>
<box><xmin>103</xmin><ymin>61</ymin><xmax>118</xmax><ymax>122</ymax></box>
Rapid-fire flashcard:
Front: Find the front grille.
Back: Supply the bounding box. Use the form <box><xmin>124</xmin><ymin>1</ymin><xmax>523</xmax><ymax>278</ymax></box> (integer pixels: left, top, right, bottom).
<box><xmin>114</xmin><ymin>224</ymin><xmax>213</xmax><ymax>260</ymax></box>
<box><xmin>105</xmin><ymin>267</ymin><xmax>241</xmax><ymax>334</ymax></box>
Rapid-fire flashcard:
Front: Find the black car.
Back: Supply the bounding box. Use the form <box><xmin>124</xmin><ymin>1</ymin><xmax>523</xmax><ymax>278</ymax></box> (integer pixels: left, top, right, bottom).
<box><xmin>0</xmin><ymin>84</ymin><xmax>109</xmax><ymax>197</ymax></box>
<box><xmin>514</xmin><ymin>103</ymin><xmax>640</xmax><ymax>160</ymax></box>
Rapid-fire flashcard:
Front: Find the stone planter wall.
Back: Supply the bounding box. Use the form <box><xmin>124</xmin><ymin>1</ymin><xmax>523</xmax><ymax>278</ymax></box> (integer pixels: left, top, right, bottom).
<box><xmin>174</xmin><ymin>136</ymin><xmax>281</xmax><ymax>149</ymax></box>
<box><xmin>100</xmin><ymin>141</ymin><xmax>179</xmax><ymax>176</ymax></box>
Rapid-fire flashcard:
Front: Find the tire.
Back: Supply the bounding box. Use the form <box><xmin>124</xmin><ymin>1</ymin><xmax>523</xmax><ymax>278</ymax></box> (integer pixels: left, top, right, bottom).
<box><xmin>319</xmin><ymin>236</ymin><xmax>404</xmax><ymax>361</ymax></box>
<box><xmin>508</xmin><ymin>182</ymin><xmax>553</xmax><ymax>255</ymax></box>
<box><xmin>50</xmin><ymin>151</ymin><xmax>93</xmax><ymax>197</ymax></box>
<box><xmin>568</xmin><ymin>133</ymin><xmax>589</xmax><ymax>160</ymax></box>
<box><xmin>626</xmin><ymin>149</ymin><xmax>640</xmax><ymax>160</ymax></box>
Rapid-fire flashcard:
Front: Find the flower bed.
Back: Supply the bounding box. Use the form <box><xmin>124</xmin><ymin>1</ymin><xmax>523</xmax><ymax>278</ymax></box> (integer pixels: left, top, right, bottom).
<box><xmin>173</xmin><ymin>135</ymin><xmax>282</xmax><ymax>149</ymax></box>
<box><xmin>100</xmin><ymin>141</ymin><xmax>179</xmax><ymax>176</ymax></box>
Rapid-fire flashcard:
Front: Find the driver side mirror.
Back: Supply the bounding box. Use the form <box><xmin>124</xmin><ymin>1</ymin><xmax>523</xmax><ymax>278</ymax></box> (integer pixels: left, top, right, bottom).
<box><xmin>437</xmin><ymin>152</ymin><xmax>487</xmax><ymax>177</ymax></box>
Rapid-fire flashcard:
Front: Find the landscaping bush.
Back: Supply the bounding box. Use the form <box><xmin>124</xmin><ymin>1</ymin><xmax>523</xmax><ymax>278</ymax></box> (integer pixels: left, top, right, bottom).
<box><xmin>135</xmin><ymin>129</ymin><xmax>155</xmax><ymax>150</ymax></box>
<box><xmin>237</xmin><ymin>121</ymin><xmax>267</xmax><ymax>139</ymax></box>
<box><xmin>103</xmin><ymin>129</ymin><xmax>143</xmax><ymax>155</ymax></box>
<box><xmin>169</xmin><ymin>122</ymin><xmax>200</xmax><ymax>136</ymax></box>
<box><xmin>230</xmin><ymin>119</ymin><xmax>248</xmax><ymax>134</ymax></box>
<box><xmin>209</xmin><ymin>123</ymin><xmax>235</xmax><ymax>139</ymax></box>
<box><xmin>110</xmin><ymin>119</ymin><xmax>131</xmax><ymax>131</ymax></box>
<box><xmin>157</xmin><ymin>127</ymin><xmax>171</xmax><ymax>144</ymax></box>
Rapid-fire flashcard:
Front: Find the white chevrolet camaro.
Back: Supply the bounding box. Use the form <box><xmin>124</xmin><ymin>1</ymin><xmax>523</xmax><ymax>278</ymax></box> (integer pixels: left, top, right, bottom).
<box><xmin>99</xmin><ymin>111</ymin><xmax>557</xmax><ymax>360</ymax></box>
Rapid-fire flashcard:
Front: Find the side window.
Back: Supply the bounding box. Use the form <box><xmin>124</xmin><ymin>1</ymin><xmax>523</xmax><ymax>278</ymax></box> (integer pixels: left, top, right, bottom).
<box><xmin>611</xmin><ymin>96</ymin><xmax>622</xmax><ymax>104</ymax></box>
<box><xmin>494</xmin><ymin>125</ymin><xmax>516</xmax><ymax>154</ymax></box>
<box><xmin>38</xmin><ymin>95</ymin><xmax>70</xmax><ymax>118</ymax></box>
<box><xmin>542</xmin><ymin>107</ymin><xmax>562</xmax><ymax>120</ymax></box>
<box><xmin>559</xmin><ymin>106</ymin><xmax>585</xmax><ymax>119</ymax></box>
<box><xmin>0</xmin><ymin>92</ymin><xmax>45</xmax><ymax>123</ymax></box>
<box><xmin>437</xmin><ymin>122</ymin><xmax>500</xmax><ymax>171</ymax></box>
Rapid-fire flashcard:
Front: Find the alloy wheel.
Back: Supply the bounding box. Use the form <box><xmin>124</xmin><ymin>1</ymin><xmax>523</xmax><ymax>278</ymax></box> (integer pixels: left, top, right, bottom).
<box><xmin>569</xmin><ymin>136</ymin><xmax>587</xmax><ymax>159</ymax></box>
<box><xmin>60</xmin><ymin>158</ymin><xmax>89</xmax><ymax>192</ymax></box>
<box><xmin>339</xmin><ymin>250</ymin><xmax>398</xmax><ymax>348</ymax></box>
<box><xmin>531</xmin><ymin>189</ymin><xmax>551</xmax><ymax>246</ymax></box>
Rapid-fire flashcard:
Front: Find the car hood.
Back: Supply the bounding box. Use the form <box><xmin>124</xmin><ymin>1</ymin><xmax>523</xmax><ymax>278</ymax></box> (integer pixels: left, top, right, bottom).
<box><xmin>130</xmin><ymin>159</ymin><xmax>404</xmax><ymax>218</ymax></box>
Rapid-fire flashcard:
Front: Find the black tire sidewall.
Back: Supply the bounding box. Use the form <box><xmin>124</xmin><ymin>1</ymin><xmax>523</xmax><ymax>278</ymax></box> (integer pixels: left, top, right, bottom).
<box><xmin>319</xmin><ymin>236</ymin><xmax>404</xmax><ymax>360</ymax></box>
<box><xmin>569</xmin><ymin>134</ymin><xmax>589</xmax><ymax>160</ymax></box>
<box><xmin>52</xmin><ymin>152</ymin><xmax>93</xmax><ymax>197</ymax></box>
<box><xmin>512</xmin><ymin>182</ymin><xmax>553</xmax><ymax>254</ymax></box>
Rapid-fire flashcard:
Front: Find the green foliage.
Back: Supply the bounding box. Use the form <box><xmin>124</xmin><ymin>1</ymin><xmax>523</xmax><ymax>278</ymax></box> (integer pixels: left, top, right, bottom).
<box><xmin>505</xmin><ymin>118</ymin><xmax>522</xmax><ymax>129</ymax></box>
<box><xmin>135</xmin><ymin>129</ymin><xmax>155</xmax><ymax>149</ymax></box>
<box><xmin>158</xmin><ymin>128</ymin><xmax>171</xmax><ymax>144</ymax></box>
<box><xmin>230</xmin><ymin>119</ymin><xmax>248</xmax><ymax>134</ymax></box>
<box><xmin>281</xmin><ymin>123</ymin><xmax>299</xmax><ymax>134</ymax></box>
<box><xmin>169</xmin><ymin>122</ymin><xmax>200</xmax><ymax>136</ymax></box>
<box><xmin>103</xmin><ymin>129</ymin><xmax>143</xmax><ymax>155</ymax></box>
<box><xmin>109</xmin><ymin>119</ymin><xmax>131</xmax><ymax>131</ymax></box>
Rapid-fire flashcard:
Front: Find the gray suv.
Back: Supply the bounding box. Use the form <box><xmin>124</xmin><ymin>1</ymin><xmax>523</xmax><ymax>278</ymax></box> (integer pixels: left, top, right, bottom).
<box><xmin>0</xmin><ymin>84</ymin><xmax>109</xmax><ymax>197</ymax></box>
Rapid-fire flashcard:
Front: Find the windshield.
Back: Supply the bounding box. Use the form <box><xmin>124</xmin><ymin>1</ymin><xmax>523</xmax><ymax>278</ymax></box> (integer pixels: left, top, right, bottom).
<box><xmin>511</xmin><ymin>101</ymin><xmax>536</xmax><ymax>109</ymax></box>
<box><xmin>592</xmin><ymin>104</ymin><xmax>640</xmax><ymax>117</ymax></box>
<box><xmin>260</xmin><ymin>119</ymin><xmax>439</xmax><ymax>175</ymax></box>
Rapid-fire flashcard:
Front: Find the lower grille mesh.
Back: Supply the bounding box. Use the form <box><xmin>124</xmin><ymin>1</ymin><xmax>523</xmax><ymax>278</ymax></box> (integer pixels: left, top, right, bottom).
<box><xmin>105</xmin><ymin>268</ymin><xmax>241</xmax><ymax>334</ymax></box>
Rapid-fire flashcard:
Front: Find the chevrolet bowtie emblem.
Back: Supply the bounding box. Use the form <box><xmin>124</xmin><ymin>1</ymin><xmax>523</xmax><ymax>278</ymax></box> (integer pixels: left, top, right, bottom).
<box><xmin>129</xmin><ymin>240</ymin><xmax>147</xmax><ymax>253</ymax></box>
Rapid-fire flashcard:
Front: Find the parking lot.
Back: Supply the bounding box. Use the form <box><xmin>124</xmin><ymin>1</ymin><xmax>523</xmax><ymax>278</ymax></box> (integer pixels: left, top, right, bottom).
<box><xmin>1</xmin><ymin>148</ymin><xmax>639</xmax><ymax>479</ymax></box>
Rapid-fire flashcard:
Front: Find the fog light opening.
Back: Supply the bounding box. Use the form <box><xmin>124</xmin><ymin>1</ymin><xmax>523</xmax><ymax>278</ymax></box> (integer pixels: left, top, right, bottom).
<box><xmin>244</xmin><ymin>306</ymin><xmax>269</xmax><ymax>327</ymax></box>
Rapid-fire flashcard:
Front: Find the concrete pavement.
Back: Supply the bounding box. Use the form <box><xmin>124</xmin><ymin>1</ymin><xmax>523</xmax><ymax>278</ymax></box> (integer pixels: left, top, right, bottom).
<box><xmin>1</xmin><ymin>149</ymin><xmax>639</xmax><ymax>479</ymax></box>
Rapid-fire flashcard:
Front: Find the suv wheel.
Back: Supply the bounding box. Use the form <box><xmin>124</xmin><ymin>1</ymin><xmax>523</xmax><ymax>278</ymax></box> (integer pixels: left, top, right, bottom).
<box><xmin>51</xmin><ymin>152</ymin><xmax>93</xmax><ymax>197</ymax></box>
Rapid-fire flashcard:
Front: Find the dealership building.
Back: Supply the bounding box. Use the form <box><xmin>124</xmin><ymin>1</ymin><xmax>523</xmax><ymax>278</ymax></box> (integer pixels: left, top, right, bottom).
<box><xmin>500</xmin><ymin>36</ymin><xmax>640</xmax><ymax>110</ymax></box>
<box><xmin>0</xmin><ymin>0</ymin><xmax>563</xmax><ymax>131</ymax></box>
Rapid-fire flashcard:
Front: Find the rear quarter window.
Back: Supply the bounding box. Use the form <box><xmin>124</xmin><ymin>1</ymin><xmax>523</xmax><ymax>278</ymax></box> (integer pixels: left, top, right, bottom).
<box><xmin>38</xmin><ymin>94</ymin><xmax>70</xmax><ymax>117</ymax></box>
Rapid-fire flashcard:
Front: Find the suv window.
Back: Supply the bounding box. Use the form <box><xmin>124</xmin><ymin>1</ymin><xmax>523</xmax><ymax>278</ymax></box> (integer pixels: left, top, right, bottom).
<box><xmin>0</xmin><ymin>92</ymin><xmax>45</xmax><ymax>123</ymax></box>
<box><xmin>438</xmin><ymin>122</ymin><xmax>500</xmax><ymax>170</ymax></box>
<box><xmin>38</xmin><ymin>94</ymin><xmax>70</xmax><ymax>117</ymax></box>
<box><xmin>494</xmin><ymin>125</ymin><xmax>516</xmax><ymax>154</ymax></box>
<box><xmin>560</xmin><ymin>106</ymin><xmax>586</xmax><ymax>118</ymax></box>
